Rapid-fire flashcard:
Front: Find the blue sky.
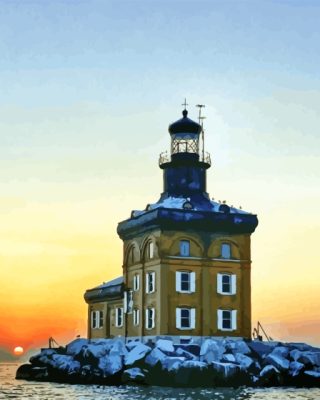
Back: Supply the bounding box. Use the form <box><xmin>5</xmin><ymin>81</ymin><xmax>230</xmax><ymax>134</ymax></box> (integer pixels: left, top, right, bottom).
<box><xmin>0</xmin><ymin>0</ymin><xmax>320</xmax><ymax>348</ymax></box>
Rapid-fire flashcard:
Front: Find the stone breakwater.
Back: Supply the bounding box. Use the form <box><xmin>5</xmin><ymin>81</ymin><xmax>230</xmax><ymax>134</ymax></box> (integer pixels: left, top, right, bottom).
<box><xmin>16</xmin><ymin>338</ymin><xmax>320</xmax><ymax>387</ymax></box>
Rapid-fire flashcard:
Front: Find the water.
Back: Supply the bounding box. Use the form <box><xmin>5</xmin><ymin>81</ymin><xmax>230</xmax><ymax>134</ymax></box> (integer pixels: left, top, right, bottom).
<box><xmin>1</xmin><ymin>363</ymin><xmax>319</xmax><ymax>400</ymax></box>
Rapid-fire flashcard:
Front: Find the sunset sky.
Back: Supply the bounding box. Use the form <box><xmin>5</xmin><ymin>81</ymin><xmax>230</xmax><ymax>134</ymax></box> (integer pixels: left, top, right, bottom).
<box><xmin>0</xmin><ymin>0</ymin><xmax>320</xmax><ymax>358</ymax></box>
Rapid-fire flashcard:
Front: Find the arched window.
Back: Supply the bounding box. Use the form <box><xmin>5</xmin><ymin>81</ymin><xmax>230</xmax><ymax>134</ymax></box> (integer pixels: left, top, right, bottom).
<box><xmin>221</xmin><ymin>243</ymin><xmax>231</xmax><ymax>259</ymax></box>
<box><xmin>180</xmin><ymin>240</ymin><xmax>190</xmax><ymax>257</ymax></box>
<box><xmin>127</xmin><ymin>246</ymin><xmax>135</xmax><ymax>265</ymax></box>
<box><xmin>148</xmin><ymin>241</ymin><xmax>154</xmax><ymax>259</ymax></box>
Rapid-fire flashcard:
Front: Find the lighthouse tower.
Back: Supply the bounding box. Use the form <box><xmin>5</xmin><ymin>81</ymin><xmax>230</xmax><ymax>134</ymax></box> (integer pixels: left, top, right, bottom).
<box><xmin>85</xmin><ymin>106</ymin><xmax>258</xmax><ymax>343</ymax></box>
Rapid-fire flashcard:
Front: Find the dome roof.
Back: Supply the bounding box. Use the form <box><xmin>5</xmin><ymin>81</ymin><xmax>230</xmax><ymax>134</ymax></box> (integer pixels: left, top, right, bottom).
<box><xmin>168</xmin><ymin>110</ymin><xmax>202</xmax><ymax>135</ymax></box>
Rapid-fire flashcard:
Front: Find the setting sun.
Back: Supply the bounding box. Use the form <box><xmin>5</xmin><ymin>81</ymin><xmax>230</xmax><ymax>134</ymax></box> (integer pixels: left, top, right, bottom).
<box><xmin>13</xmin><ymin>346</ymin><xmax>24</xmax><ymax>356</ymax></box>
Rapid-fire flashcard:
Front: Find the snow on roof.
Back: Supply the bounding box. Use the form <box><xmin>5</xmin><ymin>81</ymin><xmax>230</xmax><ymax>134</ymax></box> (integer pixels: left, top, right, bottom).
<box><xmin>130</xmin><ymin>196</ymin><xmax>250</xmax><ymax>218</ymax></box>
<box><xmin>97</xmin><ymin>276</ymin><xmax>123</xmax><ymax>289</ymax></box>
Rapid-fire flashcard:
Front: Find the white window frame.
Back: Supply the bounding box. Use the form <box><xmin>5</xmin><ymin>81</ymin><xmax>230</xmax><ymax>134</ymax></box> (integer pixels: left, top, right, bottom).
<box><xmin>180</xmin><ymin>240</ymin><xmax>190</xmax><ymax>257</ymax></box>
<box><xmin>91</xmin><ymin>310</ymin><xmax>97</xmax><ymax>329</ymax></box>
<box><xmin>217</xmin><ymin>309</ymin><xmax>237</xmax><ymax>331</ymax></box>
<box><xmin>133</xmin><ymin>309</ymin><xmax>140</xmax><ymax>326</ymax></box>
<box><xmin>176</xmin><ymin>271</ymin><xmax>196</xmax><ymax>293</ymax></box>
<box><xmin>148</xmin><ymin>241</ymin><xmax>154</xmax><ymax>259</ymax></box>
<box><xmin>98</xmin><ymin>310</ymin><xmax>103</xmax><ymax>328</ymax></box>
<box><xmin>217</xmin><ymin>273</ymin><xmax>236</xmax><ymax>295</ymax></box>
<box><xmin>146</xmin><ymin>271</ymin><xmax>155</xmax><ymax>294</ymax></box>
<box><xmin>133</xmin><ymin>274</ymin><xmax>140</xmax><ymax>291</ymax></box>
<box><xmin>115</xmin><ymin>307</ymin><xmax>124</xmax><ymax>327</ymax></box>
<box><xmin>91</xmin><ymin>310</ymin><xmax>103</xmax><ymax>329</ymax></box>
<box><xmin>221</xmin><ymin>243</ymin><xmax>231</xmax><ymax>259</ymax></box>
<box><xmin>176</xmin><ymin>307</ymin><xmax>196</xmax><ymax>330</ymax></box>
<box><xmin>145</xmin><ymin>308</ymin><xmax>155</xmax><ymax>330</ymax></box>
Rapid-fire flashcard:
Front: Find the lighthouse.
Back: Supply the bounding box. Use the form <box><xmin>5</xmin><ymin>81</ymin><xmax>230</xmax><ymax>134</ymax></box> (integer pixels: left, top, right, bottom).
<box><xmin>84</xmin><ymin>106</ymin><xmax>258</xmax><ymax>343</ymax></box>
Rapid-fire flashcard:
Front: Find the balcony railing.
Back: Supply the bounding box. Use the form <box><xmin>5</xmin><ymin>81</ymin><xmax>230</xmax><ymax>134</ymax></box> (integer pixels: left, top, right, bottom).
<box><xmin>159</xmin><ymin>151</ymin><xmax>170</xmax><ymax>166</ymax></box>
<box><xmin>159</xmin><ymin>151</ymin><xmax>211</xmax><ymax>167</ymax></box>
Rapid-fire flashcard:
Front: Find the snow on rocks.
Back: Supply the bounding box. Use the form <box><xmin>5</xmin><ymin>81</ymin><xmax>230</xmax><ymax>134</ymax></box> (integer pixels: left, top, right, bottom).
<box><xmin>161</xmin><ymin>356</ymin><xmax>186</xmax><ymax>372</ymax></box>
<box><xmin>265</xmin><ymin>353</ymin><xmax>290</xmax><ymax>371</ymax></box>
<box><xmin>234</xmin><ymin>353</ymin><xmax>254</xmax><ymax>370</ymax></box>
<box><xmin>51</xmin><ymin>354</ymin><xmax>81</xmax><ymax>373</ymax></box>
<box><xmin>145</xmin><ymin>348</ymin><xmax>166</xmax><ymax>366</ymax></box>
<box><xmin>98</xmin><ymin>353</ymin><xmax>123</xmax><ymax>376</ymax></box>
<box><xmin>200</xmin><ymin>339</ymin><xmax>225</xmax><ymax>363</ymax></box>
<box><xmin>124</xmin><ymin>343</ymin><xmax>151</xmax><ymax>366</ymax></box>
<box><xmin>297</xmin><ymin>352</ymin><xmax>320</xmax><ymax>367</ymax></box>
<box><xmin>259</xmin><ymin>365</ymin><xmax>280</xmax><ymax>379</ymax></box>
<box><xmin>289</xmin><ymin>361</ymin><xmax>305</xmax><ymax>377</ymax></box>
<box><xmin>222</xmin><ymin>353</ymin><xmax>236</xmax><ymax>363</ymax></box>
<box><xmin>122</xmin><ymin>367</ymin><xmax>146</xmax><ymax>384</ymax></box>
<box><xmin>66</xmin><ymin>339</ymin><xmax>89</xmax><ymax>356</ymax></box>
<box><xmin>226</xmin><ymin>339</ymin><xmax>251</xmax><ymax>355</ymax></box>
<box><xmin>16</xmin><ymin>337</ymin><xmax>320</xmax><ymax>387</ymax></box>
<box><xmin>156</xmin><ymin>339</ymin><xmax>174</xmax><ymax>353</ymax></box>
<box><xmin>211</xmin><ymin>361</ymin><xmax>241</xmax><ymax>378</ymax></box>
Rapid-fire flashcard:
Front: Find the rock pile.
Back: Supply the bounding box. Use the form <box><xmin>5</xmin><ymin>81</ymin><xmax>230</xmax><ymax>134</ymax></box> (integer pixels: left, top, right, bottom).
<box><xmin>16</xmin><ymin>338</ymin><xmax>320</xmax><ymax>387</ymax></box>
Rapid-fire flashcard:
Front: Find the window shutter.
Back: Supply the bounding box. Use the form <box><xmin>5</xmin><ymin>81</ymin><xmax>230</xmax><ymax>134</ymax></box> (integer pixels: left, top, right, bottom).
<box><xmin>151</xmin><ymin>308</ymin><xmax>155</xmax><ymax>328</ymax></box>
<box><xmin>91</xmin><ymin>311</ymin><xmax>95</xmax><ymax>328</ymax></box>
<box><xmin>128</xmin><ymin>290</ymin><xmax>133</xmax><ymax>314</ymax></box>
<box><xmin>217</xmin><ymin>274</ymin><xmax>222</xmax><ymax>294</ymax></box>
<box><xmin>232</xmin><ymin>310</ymin><xmax>237</xmax><ymax>330</ymax></box>
<box><xmin>151</xmin><ymin>272</ymin><xmax>156</xmax><ymax>292</ymax></box>
<box><xmin>176</xmin><ymin>272</ymin><xmax>181</xmax><ymax>292</ymax></box>
<box><xmin>149</xmin><ymin>242</ymin><xmax>154</xmax><ymax>259</ymax></box>
<box><xmin>136</xmin><ymin>309</ymin><xmax>140</xmax><ymax>326</ymax></box>
<box><xmin>99</xmin><ymin>311</ymin><xmax>103</xmax><ymax>328</ymax></box>
<box><xmin>146</xmin><ymin>273</ymin><xmax>149</xmax><ymax>293</ymax></box>
<box><xmin>136</xmin><ymin>275</ymin><xmax>140</xmax><ymax>291</ymax></box>
<box><xmin>176</xmin><ymin>308</ymin><xmax>181</xmax><ymax>329</ymax></box>
<box><xmin>123</xmin><ymin>291</ymin><xmax>128</xmax><ymax>313</ymax></box>
<box><xmin>190</xmin><ymin>272</ymin><xmax>196</xmax><ymax>292</ymax></box>
<box><xmin>217</xmin><ymin>309</ymin><xmax>223</xmax><ymax>330</ymax></box>
<box><xmin>190</xmin><ymin>308</ymin><xmax>196</xmax><ymax>329</ymax></box>
<box><xmin>145</xmin><ymin>309</ymin><xmax>149</xmax><ymax>329</ymax></box>
<box><xmin>231</xmin><ymin>274</ymin><xmax>237</xmax><ymax>295</ymax></box>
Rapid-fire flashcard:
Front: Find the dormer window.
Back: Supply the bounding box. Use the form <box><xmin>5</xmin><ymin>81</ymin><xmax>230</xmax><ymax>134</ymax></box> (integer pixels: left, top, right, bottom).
<box><xmin>221</xmin><ymin>243</ymin><xmax>231</xmax><ymax>259</ymax></box>
<box><xmin>180</xmin><ymin>240</ymin><xmax>190</xmax><ymax>257</ymax></box>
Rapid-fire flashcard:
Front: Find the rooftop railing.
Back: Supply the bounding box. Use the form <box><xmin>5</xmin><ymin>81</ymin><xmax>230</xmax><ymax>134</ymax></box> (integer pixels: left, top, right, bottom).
<box><xmin>159</xmin><ymin>151</ymin><xmax>211</xmax><ymax>167</ymax></box>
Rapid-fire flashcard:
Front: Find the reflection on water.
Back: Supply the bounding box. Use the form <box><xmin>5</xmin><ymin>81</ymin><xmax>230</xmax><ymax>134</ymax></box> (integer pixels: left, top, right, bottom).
<box><xmin>1</xmin><ymin>363</ymin><xmax>319</xmax><ymax>400</ymax></box>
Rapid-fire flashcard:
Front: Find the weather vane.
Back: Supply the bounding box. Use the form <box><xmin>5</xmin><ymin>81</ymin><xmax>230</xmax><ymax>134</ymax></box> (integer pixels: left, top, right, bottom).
<box><xmin>196</xmin><ymin>104</ymin><xmax>205</xmax><ymax>125</ymax></box>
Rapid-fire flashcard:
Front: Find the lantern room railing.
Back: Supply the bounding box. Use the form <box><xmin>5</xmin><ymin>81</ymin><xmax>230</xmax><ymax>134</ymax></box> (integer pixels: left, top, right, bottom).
<box><xmin>159</xmin><ymin>151</ymin><xmax>211</xmax><ymax>167</ymax></box>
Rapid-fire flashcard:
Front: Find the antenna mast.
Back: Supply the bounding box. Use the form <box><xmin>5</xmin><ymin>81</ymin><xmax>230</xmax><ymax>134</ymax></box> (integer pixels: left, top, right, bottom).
<box><xmin>196</xmin><ymin>104</ymin><xmax>206</xmax><ymax>161</ymax></box>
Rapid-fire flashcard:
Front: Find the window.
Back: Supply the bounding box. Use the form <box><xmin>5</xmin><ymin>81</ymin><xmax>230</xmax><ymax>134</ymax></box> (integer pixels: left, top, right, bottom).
<box><xmin>180</xmin><ymin>240</ymin><xmax>190</xmax><ymax>257</ymax></box>
<box><xmin>133</xmin><ymin>309</ymin><xmax>140</xmax><ymax>326</ymax></box>
<box><xmin>148</xmin><ymin>242</ymin><xmax>154</xmax><ymax>259</ymax></box>
<box><xmin>221</xmin><ymin>243</ymin><xmax>231</xmax><ymax>259</ymax></box>
<box><xmin>217</xmin><ymin>309</ymin><xmax>237</xmax><ymax>331</ymax></box>
<box><xmin>176</xmin><ymin>271</ymin><xmax>196</xmax><ymax>293</ymax></box>
<box><xmin>133</xmin><ymin>274</ymin><xmax>140</xmax><ymax>291</ymax></box>
<box><xmin>217</xmin><ymin>273</ymin><xmax>236</xmax><ymax>295</ymax></box>
<box><xmin>146</xmin><ymin>272</ymin><xmax>155</xmax><ymax>293</ymax></box>
<box><xmin>145</xmin><ymin>308</ymin><xmax>155</xmax><ymax>329</ymax></box>
<box><xmin>91</xmin><ymin>310</ymin><xmax>103</xmax><ymax>329</ymax></box>
<box><xmin>176</xmin><ymin>308</ymin><xmax>195</xmax><ymax>330</ymax></box>
<box><xmin>124</xmin><ymin>290</ymin><xmax>133</xmax><ymax>314</ymax></box>
<box><xmin>115</xmin><ymin>307</ymin><xmax>123</xmax><ymax>327</ymax></box>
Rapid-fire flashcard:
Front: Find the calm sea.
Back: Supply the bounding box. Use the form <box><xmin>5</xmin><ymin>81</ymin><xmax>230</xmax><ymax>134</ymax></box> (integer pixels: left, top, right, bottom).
<box><xmin>1</xmin><ymin>363</ymin><xmax>320</xmax><ymax>400</ymax></box>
